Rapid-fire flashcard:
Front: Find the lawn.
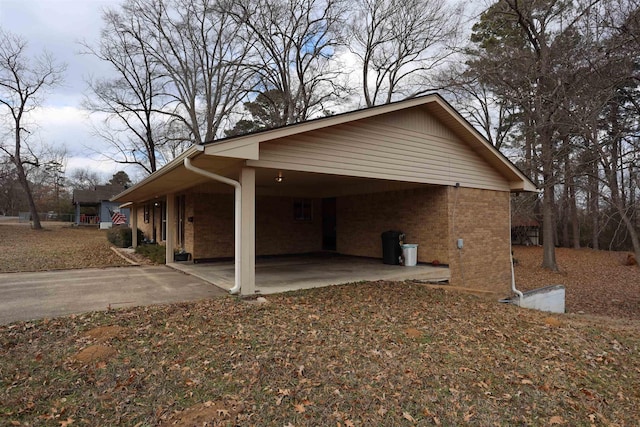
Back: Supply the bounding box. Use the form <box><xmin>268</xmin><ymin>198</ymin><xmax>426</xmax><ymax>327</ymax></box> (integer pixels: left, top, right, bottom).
<box><xmin>1</xmin><ymin>224</ymin><xmax>640</xmax><ymax>425</ymax></box>
<box><xmin>0</xmin><ymin>222</ymin><xmax>130</xmax><ymax>272</ymax></box>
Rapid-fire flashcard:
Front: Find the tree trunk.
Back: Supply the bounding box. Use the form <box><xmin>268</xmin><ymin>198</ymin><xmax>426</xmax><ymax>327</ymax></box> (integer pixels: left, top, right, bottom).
<box><xmin>561</xmin><ymin>143</ymin><xmax>570</xmax><ymax>247</ymax></box>
<box><xmin>588</xmin><ymin>150</ymin><xmax>600</xmax><ymax>250</ymax></box>
<box><xmin>13</xmin><ymin>123</ymin><xmax>42</xmax><ymax>230</ymax></box>
<box><xmin>614</xmin><ymin>197</ymin><xmax>640</xmax><ymax>269</ymax></box>
<box><xmin>569</xmin><ymin>175</ymin><xmax>580</xmax><ymax>249</ymax></box>
<box><xmin>14</xmin><ymin>156</ymin><xmax>41</xmax><ymax>230</ymax></box>
<box><xmin>540</xmin><ymin>126</ymin><xmax>558</xmax><ymax>270</ymax></box>
<box><xmin>542</xmin><ymin>185</ymin><xmax>557</xmax><ymax>270</ymax></box>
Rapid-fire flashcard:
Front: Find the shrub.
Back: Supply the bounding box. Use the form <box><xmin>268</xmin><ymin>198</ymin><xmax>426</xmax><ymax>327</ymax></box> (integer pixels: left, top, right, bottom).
<box><xmin>135</xmin><ymin>243</ymin><xmax>166</xmax><ymax>264</ymax></box>
<box><xmin>106</xmin><ymin>227</ymin><xmax>144</xmax><ymax>248</ymax></box>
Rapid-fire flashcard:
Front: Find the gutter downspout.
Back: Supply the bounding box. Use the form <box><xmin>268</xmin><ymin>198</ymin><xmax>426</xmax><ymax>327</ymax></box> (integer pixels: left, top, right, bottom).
<box><xmin>509</xmin><ymin>208</ymin><xmax>523</xmax><ymax>306</ymax></box>
<box><xmin>184</xmin><ymin>152</ymin><xmax>242</xmax><ymax>295</ymax></box>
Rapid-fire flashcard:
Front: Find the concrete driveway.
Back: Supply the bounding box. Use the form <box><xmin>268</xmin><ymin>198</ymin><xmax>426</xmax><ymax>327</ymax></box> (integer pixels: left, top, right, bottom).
<box><xmin>0</xmin><ymin>266</ymin><xmax>226</xmax><ymax>325</ymax></box>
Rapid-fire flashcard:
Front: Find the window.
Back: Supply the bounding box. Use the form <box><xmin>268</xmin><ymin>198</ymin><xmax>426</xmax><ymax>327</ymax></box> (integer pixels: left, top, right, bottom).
<box><xmin>143</xmin><ymin>204</ymin><xmax>150</xmax><ymax>223</ymax></box>
<box><xmin>293</xmin><ymin>198</ymin><xmax>313</xmax><ymax>221</ymax></box>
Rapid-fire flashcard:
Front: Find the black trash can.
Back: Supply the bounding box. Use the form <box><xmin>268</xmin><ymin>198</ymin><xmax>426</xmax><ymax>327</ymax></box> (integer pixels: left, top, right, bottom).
<box><xmin>381</xmin><ymin>230</ymin><xmax>403</xmax><ymax>265</ymax></box>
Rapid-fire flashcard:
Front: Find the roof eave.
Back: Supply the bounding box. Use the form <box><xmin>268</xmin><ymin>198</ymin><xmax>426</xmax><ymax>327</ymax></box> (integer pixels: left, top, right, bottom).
<box><xmin>110</xmin><ymin>145</ymin><xmax>202</xmax><ymax>203</ymax></box>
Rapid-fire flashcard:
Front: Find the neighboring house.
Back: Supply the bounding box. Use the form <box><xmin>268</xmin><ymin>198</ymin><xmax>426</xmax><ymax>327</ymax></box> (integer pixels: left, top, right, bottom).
<box><xmin>112</xmin><ymin>94</ymin><xmax>537</xmax><ymax>296</ymax></box>
<box><xmin>72</xmin><ymin>184</ymin><xmax>130</xmax><ymax>228</ymax></box>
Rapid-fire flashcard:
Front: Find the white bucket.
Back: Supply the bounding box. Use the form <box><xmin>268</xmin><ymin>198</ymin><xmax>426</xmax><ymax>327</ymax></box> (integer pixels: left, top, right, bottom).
<box><xmin>401</xmin><ymin>244</ymin><xmax>418</xmax><ymax>266</ymax></box>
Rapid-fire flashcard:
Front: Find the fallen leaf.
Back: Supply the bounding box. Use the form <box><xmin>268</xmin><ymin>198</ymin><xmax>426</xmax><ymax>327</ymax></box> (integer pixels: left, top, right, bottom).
<box><xmin>59</xmin><ymin>418</ymin><xmax>74</xmax><ymax>427</ymax></box>
<box><xmin>345</xmin><ymin>421</ymin><xmax>355</xmax><ymax>427</ymax></box>
<box><xmin>404</xmin><ymin>328</ymin><xmax>422</xmax><ymax>338</ymax></box>
<box><xmin>278</xmin><ymin>388</ymin><xmax>291</xmax><ymax>396</ymax></box>
<box><xmin>544</xmin><ymin>317</ymin><xmax>562</xmax><ymax>327</ymax></box>
<box><xmin>549</xmin><ymin>415</ymin><xmax>564</xmax><ymax>424</ymax></box>
<box><xmin>294</xmin><ymin>403</ymin><xmax>305</xmax><ymax>413</ymax></box>
<box><xmin>403</xmin><ymin>412</ymin><xmax>415</xmax><ymax>422</ymax></box>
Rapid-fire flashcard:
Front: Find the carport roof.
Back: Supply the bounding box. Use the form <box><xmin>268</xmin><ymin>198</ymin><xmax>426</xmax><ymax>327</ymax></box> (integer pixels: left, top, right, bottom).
<box><xmin>112</xmin><ymin>94</ymin><xmax>537</xmax><ymax>204</ymax></box>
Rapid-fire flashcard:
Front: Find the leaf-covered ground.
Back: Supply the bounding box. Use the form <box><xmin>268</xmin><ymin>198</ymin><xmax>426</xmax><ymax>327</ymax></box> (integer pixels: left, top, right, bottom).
<box><xmin>0</xmin><ymin>222</ymin><xmax>129</xmax><ymax>273</ymax></box>
<box><xmin>1</xmin><ymin>225</ymin><xmax>639</xmax><ymax>425</ymax></box>
<box><xmin>513</xmin><ymin>246</ymin><xmax>640</xmax><ymax>319</ymax></box>
<box><xmin>2</xmin><ymin>282</ymin><xmax>640</xmax><ymax>426</ymax></box>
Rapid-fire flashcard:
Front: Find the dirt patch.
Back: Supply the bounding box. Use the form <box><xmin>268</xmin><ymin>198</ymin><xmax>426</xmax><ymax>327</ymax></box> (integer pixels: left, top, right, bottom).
<box><xmin>159</xmin><ymin>399</ymin><xmax>245</xmax><ymax>426</ymax></box>
<box><xmin>404</xmin><ymin>327</ymin><xmax>423</xmax><ymax>338</ymax></box>
<box><xmin>84</xmin><ymin>326</ymin><xmax>128</xmax><ymax>342</ymax></box>
<box><xmin>73</xmin><ymin>345</ymin><xmax>117</xmax><ymax>364</ymax></box>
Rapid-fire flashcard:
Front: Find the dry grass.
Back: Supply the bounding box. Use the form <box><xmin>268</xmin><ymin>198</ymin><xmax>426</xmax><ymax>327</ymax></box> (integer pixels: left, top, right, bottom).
<box><xmin>0</xmin><ymin>222</ymin><xmax>129</xmax><ymax>272</ymax></box>
<box><xmin>1</xmin><ymin>283</ymin><xmax>639</xmax><ymax>426</ymax></box>
<box><xmin>1</xmin><ymin>228</ymin><xmax>640</xmax><ymax>425</ymax></box>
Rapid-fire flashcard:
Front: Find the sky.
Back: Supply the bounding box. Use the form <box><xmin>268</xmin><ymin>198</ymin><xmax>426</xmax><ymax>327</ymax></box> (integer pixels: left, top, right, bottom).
<box><xmin>0</xmin><ymin>0</ymin><xmax>484</xmax><ymax>185</ymax></box>
<box><xmin>0</xmin><ymin>0</ymin><xmax>142</xmax><ymax>182</ymax></box>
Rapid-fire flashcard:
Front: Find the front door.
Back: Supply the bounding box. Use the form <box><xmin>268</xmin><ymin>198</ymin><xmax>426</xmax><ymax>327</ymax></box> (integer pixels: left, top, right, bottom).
<box><xmin>322</xmin><ymin>197</ymin><xmax>337</xmax><ymax>251</ymax></box>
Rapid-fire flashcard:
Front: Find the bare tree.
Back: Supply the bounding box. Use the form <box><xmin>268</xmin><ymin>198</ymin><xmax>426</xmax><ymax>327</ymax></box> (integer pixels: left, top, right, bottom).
<box><xmin>82</xmin><ymin>8</ymin><xmax>174</xmax><ymax>174</ymax></box>
<box><xmin>467</xmin><ymin>0</ymin><xmax>612</xmax><ymax>271</ymax></box>
<box><xmin>67</xmin><ymin>167</ymin><xmax>103</xmax><ymax>190</ymax></box>
<box><xmin>0</xmin><ymin>156</ymin><xmax>23</xmax><ymax>215</ymax></box>
<box><xmin>349</xmin><ymin>0</ymin><xmax>463</xmax><ymax>106</ymax></box>
<box><xmin>444</xmin><ymin>68</ymin><xmax>519</xmax><ymax>151</ymax></box>
<box><xmin>124</xmin><ymin>0</ymin><xmax>256</xmax><ymax>144</ymax></box>
<box><xmin>228</xmin><ymin>0</ymin><xmax>349</xmax><ymax>124</ymax></box>
<box><xmin>0</xmin><ymin>29</ymin><xmax>65</xmax><ymax>229</ymax></box>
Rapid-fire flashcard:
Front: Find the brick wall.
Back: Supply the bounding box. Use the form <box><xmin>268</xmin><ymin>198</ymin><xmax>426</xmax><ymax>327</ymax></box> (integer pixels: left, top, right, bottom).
<box><xmin>189</xmin><ymin>193</ymin><xmax>322</xmax><ymax>259</ymax></box>
<box><xmin>135</xmin><ymin>203</ymin><xmax>159</xmax><ymax>242</ymax></box>
<box><xmin>256</xmin><ymin>196</ymin><xmax>322</xmax><ymax>255</ymax></box>
<box><xmin>336</xmin><ymin>186</ymin><xmax>449</xmax><ymax>264</ymax></box>
<box><xmin>447</xmin><ymin>187</ymin><xmax>511</xmax><ymax>294</ymax></box>
<box><xmin>192</xmin><ymin>193</ymin><xmax>234</xmax><ymax>259</ymax></box>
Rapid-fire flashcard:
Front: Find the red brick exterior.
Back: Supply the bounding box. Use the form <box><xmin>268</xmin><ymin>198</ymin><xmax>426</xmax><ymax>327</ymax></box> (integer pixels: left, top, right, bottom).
<box><xmin>446</xmin><ymin>187</ymin><xmax>511</xmax><ymax>293</ymax></box>
<box><xmin>336</xmin><ymin>187</ymin><xmax>449</xmax><ymax>264</ymax></box>
<box><xmin>182</xmin><ymin>193</ymin><xmax>323</xmax><ymax>260</ymax></box>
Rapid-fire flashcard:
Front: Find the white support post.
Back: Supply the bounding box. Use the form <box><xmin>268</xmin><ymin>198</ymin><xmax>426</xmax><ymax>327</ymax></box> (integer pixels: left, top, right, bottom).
<box><xmin>165</xmin><ymin>194</ymin><xmax>175</xmax><ymax>263</ymax></box>
<box><xmin>240</xmin><ymin>167</ymin><xmax>256</xmax><ymax>295</ymax></box>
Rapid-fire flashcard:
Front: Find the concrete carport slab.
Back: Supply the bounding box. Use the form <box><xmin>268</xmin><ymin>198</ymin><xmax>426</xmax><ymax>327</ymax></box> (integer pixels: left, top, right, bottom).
<box><xmin>0</xmin><ymin>266</ymin><xmax>226</xmax><ymax>325</ymax></box>
<box><xmin>168</xmin><ymin>255</ymin><xmax>450</xmax><ymax>295</ymax></box>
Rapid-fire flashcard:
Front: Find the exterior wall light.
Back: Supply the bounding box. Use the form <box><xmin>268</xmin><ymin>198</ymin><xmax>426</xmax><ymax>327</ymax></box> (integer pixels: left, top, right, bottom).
<box><xmin>275</xmin><ymin>171</ymin><xmax>284</xmax><ymax>183</ymax></box>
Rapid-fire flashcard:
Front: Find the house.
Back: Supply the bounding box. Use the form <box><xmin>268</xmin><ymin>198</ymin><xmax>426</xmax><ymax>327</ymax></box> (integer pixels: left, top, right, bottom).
<box><xmin>72</xmin><ymin>184</ymin><xmax>130</xmax><ymax>228</ymax></box>
<box><xmin>112</xmin><ymin>94</ymin><xmax>536</xmax><ymax>296</ymax></box>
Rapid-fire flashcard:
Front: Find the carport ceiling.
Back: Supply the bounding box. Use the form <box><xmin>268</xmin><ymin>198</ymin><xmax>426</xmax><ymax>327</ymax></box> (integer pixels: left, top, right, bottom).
<box><xmin>196</xmin><ymin>167</ymin><xmax>429</xmax><ymax>198</ymax></box>
<box><xmin>116</xmin><ymin>153</ymin><xmax>430</xmax><ymax>203</ymax></box>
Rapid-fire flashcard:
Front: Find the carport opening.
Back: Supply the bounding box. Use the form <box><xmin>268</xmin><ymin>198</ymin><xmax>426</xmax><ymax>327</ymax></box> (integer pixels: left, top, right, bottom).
<box><xmin>322</xmin><ymin>197</ymin><xmax>336</xmax><ymax>251</ymax></box>
<box><xmin>185</xmin><ymin>173</ymin><xmax>449</xmax><ymax>269</ymax></box>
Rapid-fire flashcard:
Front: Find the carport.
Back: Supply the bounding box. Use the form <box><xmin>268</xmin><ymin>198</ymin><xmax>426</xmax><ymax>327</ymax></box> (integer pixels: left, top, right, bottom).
<box><xmin>112</xmin><ymin>95</ymin><xmax>536</xmax><ymax>297</ymax></box>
